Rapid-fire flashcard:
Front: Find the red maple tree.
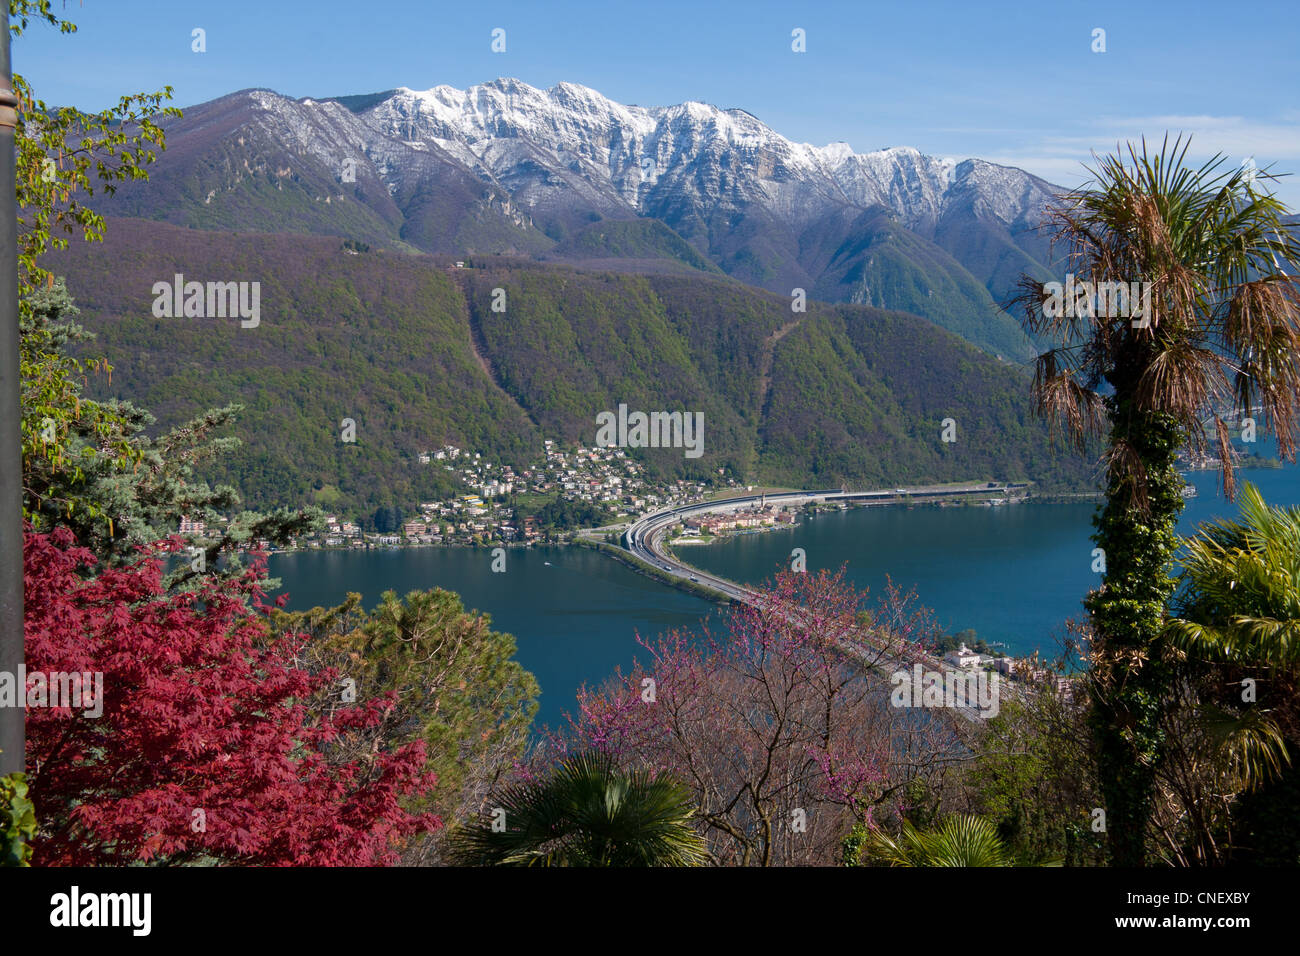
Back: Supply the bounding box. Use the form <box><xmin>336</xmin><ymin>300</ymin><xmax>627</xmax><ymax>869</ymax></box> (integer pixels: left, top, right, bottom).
<box><xmin>22</xmin><ymin>527</ymin><xmax>439</xmax><ymax>865</ymax></box>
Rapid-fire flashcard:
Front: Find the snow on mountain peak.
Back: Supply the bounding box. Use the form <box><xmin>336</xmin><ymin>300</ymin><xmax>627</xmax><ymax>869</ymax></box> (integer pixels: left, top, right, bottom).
<box><xmin>263</xmin><ymin>78</ymin><xmax>1054</xmax><ymax>229</ymax></box>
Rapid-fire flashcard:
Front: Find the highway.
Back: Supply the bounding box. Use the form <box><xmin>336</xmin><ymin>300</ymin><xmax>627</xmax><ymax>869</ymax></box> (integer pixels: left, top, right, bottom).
<box><xmin>617</xmin><ymin>482</ymin><xmax>1027</xmax><ymax>722</ymax></box>
<box><xmin>623</xmin><ymin>482</ymin><xmax>1023</xmax><ymax>587</ymax></box>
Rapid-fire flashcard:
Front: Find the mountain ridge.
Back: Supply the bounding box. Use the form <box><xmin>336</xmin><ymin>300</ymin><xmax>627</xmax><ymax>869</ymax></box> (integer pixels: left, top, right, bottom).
<box><xmin>90</xmin><ymin>78</ymin><xmax>1065</xmax><ymax>359</ymax></box>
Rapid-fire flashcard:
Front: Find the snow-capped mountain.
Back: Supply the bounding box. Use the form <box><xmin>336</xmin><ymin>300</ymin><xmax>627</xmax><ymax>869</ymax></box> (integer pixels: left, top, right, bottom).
<box><xmin>95</xmin><ymin>78</ymin><xmax>1064</xmax><ymax>358</ymax></box>
<box><xmin>364</xmin><ymin>79</ymin><xmax>1044</xmax><ymax>231</ymax></box>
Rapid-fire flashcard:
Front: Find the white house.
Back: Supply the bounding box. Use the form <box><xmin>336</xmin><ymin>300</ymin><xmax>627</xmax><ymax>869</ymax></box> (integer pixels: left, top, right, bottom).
<box><xmin>944</xmin><ymin>643</ymin><xmax>982</xmax><ymax>671</ymax></box>
<box><xmin>178</xmin><ymin>515</ymin><xmax>206</xmax><ymax>535</ymax></box>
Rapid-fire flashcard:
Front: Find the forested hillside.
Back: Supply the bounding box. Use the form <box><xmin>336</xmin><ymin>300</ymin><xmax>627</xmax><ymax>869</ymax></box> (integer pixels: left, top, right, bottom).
<box><xmin>48</xmin><ymin>219</ymin><xmax>1095</xmax><ymax>515</ymax></box>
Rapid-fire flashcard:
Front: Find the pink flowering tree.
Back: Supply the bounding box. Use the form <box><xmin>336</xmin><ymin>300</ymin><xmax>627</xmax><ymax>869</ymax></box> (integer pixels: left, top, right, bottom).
<box><xmin>561</xmin><ymin>568</ymin><xmax>969</xmax><ymax>865</ymax></box>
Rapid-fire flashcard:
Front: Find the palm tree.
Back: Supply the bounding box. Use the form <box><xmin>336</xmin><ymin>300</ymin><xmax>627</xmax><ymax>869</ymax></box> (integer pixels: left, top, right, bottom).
<box><xmin>849</xmin><ymin>815</ymin><xmax>1016</xmax><ymax>867</ymax></box>
<box><xmin>1172</xmin><ymin>483</ymin><xmax>1300</xmax><ymax>673</ymax></box>
<box><xmin>1168</xmin><ymin>483</ymin><xmax>1299</xmax><ymax>862</ymax></box>
<box><xmin>447</xmin><ymin>752</ymin><xmax>710</xmax><ymax>867</ymax></box>
<box><xmin>1013</xmin><ymin>136</ymin><xmax>1300</xmax><ymax>864</ymax></box>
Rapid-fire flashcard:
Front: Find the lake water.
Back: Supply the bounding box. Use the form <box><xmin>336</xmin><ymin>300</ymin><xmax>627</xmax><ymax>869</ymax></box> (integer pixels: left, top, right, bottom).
<box><xmin>685</xmin><ymin>466</ymin><xmax>1300</xmax><ymax>655</ymax></box>
<box><xmin>269</xmin><ymin>543</ymin><xmax>717</xmax><ymax>731</ymax></box>
<box><xmin>271</xmin><ymin>464</ymin><xmax>1300</xmax><ymax>730</ymax></box>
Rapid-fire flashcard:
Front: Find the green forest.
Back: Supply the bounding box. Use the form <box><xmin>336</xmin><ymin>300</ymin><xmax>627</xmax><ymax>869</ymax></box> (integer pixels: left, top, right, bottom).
<box><xmin>48</xmin><ymin>218</ymin><xmax>1096</xmax><ymax>517</ymax></box>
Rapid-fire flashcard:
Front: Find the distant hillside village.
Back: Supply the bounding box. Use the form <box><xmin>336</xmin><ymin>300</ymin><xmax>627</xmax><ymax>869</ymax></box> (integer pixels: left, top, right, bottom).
<box><xmin>179</xmin><ymin>440</ymin><xmax>736</xmax><ymax>552</ymax></box>
<box><xmin>940</xmin><ymin>641</ymin><xmax>1076</xmax><ymax>700</ymax></box>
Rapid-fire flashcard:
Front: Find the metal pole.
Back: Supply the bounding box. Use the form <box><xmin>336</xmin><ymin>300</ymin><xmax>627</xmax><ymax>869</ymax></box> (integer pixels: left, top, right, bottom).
<box><xmin>0</xmin><ymin>8</ymin><xmax>25</xmax><ymax>777</ymax></box>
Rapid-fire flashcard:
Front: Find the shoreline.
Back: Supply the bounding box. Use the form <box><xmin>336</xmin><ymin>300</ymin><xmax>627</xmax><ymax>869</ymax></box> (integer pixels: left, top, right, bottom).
<box><xmin>263</xmin><ymin>489</ymin><xmax>1107</xmax><ymax>558</ymax></box>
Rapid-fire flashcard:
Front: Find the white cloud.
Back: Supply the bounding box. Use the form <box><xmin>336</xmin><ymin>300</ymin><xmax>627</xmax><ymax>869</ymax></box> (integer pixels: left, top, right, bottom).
<box><xmin>1082</xmin><ymin>115</ymin><xmax>1300</xmax><ymax>160</ymax></box>
<box><xmin>980</xmin><ymin>115</ymin><xmax>1300</xmax><ymax>206</ymax></box>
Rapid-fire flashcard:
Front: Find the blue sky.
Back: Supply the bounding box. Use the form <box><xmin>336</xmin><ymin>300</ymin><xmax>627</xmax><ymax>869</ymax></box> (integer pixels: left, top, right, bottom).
<box><xmin>16</xmin><ymin>0</ymin><xmax>1300</xmax><ymax>205</ymax></box>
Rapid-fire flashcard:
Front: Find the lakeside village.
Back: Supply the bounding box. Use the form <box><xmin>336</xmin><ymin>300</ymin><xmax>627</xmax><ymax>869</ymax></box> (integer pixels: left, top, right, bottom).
<box><xmin>179</xmin><ymin>440</ymin><xmax>752</xmax><ymax>552</ymax></box>
<box><xmin>177</xmin><ymin>437</ymin><xmax>971</xmax><ymax>554</ymax></box>
<box><xmin>172</xmin><ymin>434</ymin><xmax>1251</xmax><ymax>555</ymax></box>
<box><xmin>933</xmin><ymin>639</ymin><xmax>1075</xmax><ymax>701</ymax></box>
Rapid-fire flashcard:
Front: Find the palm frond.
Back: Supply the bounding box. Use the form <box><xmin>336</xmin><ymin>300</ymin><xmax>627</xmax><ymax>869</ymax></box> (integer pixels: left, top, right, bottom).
<box><xmin>859</xmin><ymin>815</ymin><xmax>1015</xmax><ymax>867</ymax></box>
<box><xmin>447</xmin><ymin>751</ymin><xmax>710</xmax><ymax>867</ymax></box>
<box><xmin>1017</xmin><ymin>135</ymin><xmax>1300</xmax><ymax>502</ymax></box>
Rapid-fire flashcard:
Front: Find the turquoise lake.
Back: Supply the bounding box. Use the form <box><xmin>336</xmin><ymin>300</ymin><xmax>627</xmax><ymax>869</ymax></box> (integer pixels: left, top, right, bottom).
<box><xmin>271</xmin><ymin>464</ymin><xmax>1300</xmax><ymax>730</ymax></box>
